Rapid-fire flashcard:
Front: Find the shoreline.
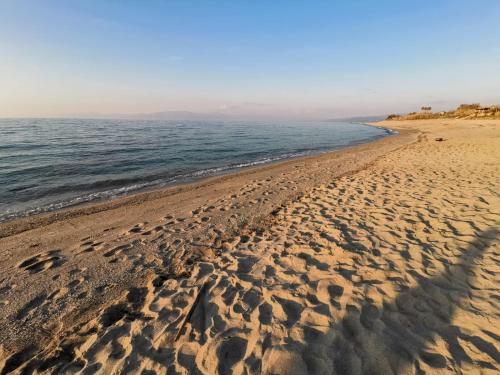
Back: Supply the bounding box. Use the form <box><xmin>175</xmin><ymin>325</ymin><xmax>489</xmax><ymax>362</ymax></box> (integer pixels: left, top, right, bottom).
<box><xmin>1</xmin><ymin>121</ymin><xmax>392</xmax><ymax>226</ymax></box>
<box><xmin>0</xmin><ymin>122</ymin><xmax>417</xmax><ymax>355</ymax></box>
<box><xmin>1</xmin><ymin>119</ymin><xmax>498</xmax><ymax>373</ymax></box>
<box><xmin>0</xmin><ymin>124</ymin><xmax>405</xmax><ymax>239</ymax></box>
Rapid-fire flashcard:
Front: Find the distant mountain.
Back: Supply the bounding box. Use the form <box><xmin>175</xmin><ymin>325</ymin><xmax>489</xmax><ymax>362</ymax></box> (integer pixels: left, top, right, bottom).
<box><xmin>71</xmin><ymin>111</ymin><xmax>389</xmax><ymax>122</ymax></box>
<box><xmin>67</xmin><ymin>110</ymin><xmax>234</xmax><ymax>121</ymax></box>
<box><xmin>326</xmin><ymin>115</ymin><xmax>387</xmax><ymax>123</ymax></box>
<box><xmin>126</xmin><ymin>111</ymin><xmax>233</xmax><ymax>121</ymax></box>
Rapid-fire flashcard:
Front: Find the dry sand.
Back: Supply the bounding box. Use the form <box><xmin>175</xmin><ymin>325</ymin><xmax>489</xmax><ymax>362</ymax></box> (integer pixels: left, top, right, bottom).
<box><xmin>0</xmin><ymin>119</ymin><xmax>499</xmax><ymax>374</ymax></box>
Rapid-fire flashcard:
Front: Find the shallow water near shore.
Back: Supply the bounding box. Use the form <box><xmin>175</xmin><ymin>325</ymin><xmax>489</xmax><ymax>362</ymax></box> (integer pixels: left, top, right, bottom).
<box><xmin>0</xmin><ymin>118</ymin><xmax>389</xmax><ymax>222</ymax></box>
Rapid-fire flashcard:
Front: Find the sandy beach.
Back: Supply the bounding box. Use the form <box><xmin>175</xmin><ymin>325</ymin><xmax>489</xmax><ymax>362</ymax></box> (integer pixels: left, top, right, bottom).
<box><xmin>0</xmin><ymin>119</ymin><xmax>499</xmax><ymax>374</ymax></box>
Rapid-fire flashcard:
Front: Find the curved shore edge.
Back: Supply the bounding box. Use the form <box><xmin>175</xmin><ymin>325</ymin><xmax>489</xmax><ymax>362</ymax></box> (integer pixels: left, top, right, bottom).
<box><xmin>0</xmin><ymin>121</ymin><xmax>418</xmax><ymax>354</ymax></box>
<box><xmin>1</xmin><ymin>119</ymin><xmax>499</xmax><ymax>373</ymax></box>
<box><xmin>0</xmin><ymin>123</ymin><xmax>392</xmax><ymax>225</ymax></box>
<box><xmin>0</xmin><ymin>123</ymin><xmax>409</xmax><ymax>239</ymax></box>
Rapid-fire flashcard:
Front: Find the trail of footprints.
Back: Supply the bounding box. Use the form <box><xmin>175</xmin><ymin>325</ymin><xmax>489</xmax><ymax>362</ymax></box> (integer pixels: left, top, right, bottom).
<box><xmin>3</xmin><ymin>133</ymin><xmax>499</xmax><ymax>374</ymax></box>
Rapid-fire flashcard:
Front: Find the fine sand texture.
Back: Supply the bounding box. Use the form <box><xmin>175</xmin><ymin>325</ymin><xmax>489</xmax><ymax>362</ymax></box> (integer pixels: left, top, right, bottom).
<box><xmin>0</xmin><ymin>119</ymin><xmax>499</xmax><ymax>374</ymax></box>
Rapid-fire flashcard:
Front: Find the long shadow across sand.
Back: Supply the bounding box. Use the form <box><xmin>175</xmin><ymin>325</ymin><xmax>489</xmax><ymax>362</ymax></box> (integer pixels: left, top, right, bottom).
<box><xmin>313</xmin><ymin>227</ymin><xmax>499</xmax><ymax>374</ymax></box>
<box><xmin>1</xmin><ymin>228</ymin><xmax>498</xmax><ymax>374</ymax></box>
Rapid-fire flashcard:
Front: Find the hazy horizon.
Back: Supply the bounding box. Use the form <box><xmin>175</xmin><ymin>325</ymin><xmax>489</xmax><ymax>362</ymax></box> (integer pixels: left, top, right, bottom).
<box><xmin>1</xmin><ymin>1</ymin><xmax>499</xmax><ymax>119</ymax></box>
<box><xmin>0</xmin><ymin>109</ymin><xmax>388</xmax><ymax>122</ymax></box>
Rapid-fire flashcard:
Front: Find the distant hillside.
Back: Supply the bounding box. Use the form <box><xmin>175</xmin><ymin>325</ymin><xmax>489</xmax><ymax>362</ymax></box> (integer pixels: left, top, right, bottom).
<box><xmin>386</xmin><ymin>104</ymin><xmax>500</xmax><ymax>120</ymax></box>
<box><xmin>328</xmin><ymin>115</ymin><xmax>387</xmax><ymax>123</ymax></box>
<box><xmin>126</xmin><ymin>110</ymin><xmax>233</xmax><ymax>121</ymax></box>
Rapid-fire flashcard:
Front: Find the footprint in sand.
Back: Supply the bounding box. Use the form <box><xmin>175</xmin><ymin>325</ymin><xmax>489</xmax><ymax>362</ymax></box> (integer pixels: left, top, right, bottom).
<box><xmin>15</xmin><ymin>292</ymin><xmax>49</xmax><ymax>320</ymax></box>
<box><xmin>127</xmin><ymin>222</ymin><xmax>148</xmax><ymax>234</ymax></box>
<box><xmin>77</xmin><ymin>239</ymin><xmax>106</xmax><ymax>254</ymax></box>
<box><xmin>17</xmin><ymin>250</ymin><xmax>66</xmax><ymax>274</ymax></box>
<box><xmin>103</xmin><ymin>243</ymin><xmax>132</xmax><ymax>258</ymax></box>
<box><xmin>216</xmin><ymin>336</ymin><xmax>248</xmax><ymax>374</ymax></box>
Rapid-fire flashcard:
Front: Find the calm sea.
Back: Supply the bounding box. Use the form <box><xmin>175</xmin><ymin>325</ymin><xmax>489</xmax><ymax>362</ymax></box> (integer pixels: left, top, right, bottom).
<box><xmin>0</xmin><ymin>118</ymin><xmax>391</xmax><ymax>222</ymax></box>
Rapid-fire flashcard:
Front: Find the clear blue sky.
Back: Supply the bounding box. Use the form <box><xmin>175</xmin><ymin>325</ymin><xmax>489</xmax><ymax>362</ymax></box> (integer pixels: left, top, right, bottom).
<box><xmin>1</xmin><ymin>0</ymin><xmax>499</xmax><ymax>119</ymax></box>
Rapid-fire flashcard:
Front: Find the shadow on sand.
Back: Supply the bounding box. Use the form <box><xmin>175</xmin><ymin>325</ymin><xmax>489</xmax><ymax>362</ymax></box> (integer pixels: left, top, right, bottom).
<box><xmin>300</xmin><ymin>227</ymin><xmax>499</xmax><ymax>374</ymax></box>
<box><xmin>1</xmin><ymin>228</ymin><xmax>498</xmax><ymax>374</ymax></box>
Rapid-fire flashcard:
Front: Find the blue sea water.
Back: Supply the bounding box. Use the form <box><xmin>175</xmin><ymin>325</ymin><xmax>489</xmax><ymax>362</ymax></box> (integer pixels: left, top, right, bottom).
<box><xmin>0</xmin><ymin>118</ymin><xmax>391</xmax><ymax>222</ymax></box>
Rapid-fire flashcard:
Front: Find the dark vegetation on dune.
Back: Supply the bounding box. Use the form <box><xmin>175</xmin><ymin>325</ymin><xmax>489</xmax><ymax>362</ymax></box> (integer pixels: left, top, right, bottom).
<box><xmin>387</xmin><ymin>103</ymin><xmax>500</xmax><ymax>120</ymax></box>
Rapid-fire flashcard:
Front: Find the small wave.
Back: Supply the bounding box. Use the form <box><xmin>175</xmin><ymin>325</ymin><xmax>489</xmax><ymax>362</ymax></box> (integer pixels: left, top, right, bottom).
<box><xmin>373</xmin><ymin>126</ymin><xmax>397</xmax><ymax>135</ymax></box>
<box><xmin>0</xmin><ymin>119</ymin><xmax>391</xmax><ymax>223</ymax></box>
<box><xmin>358</xmin><ymin>122</ymin><xmax>398</xmax><ymax>136</ymax></box>
<box><xmin>0</xmin><ymin>150</ymin><xmax>321</xmax><ymax>222</ymax></box>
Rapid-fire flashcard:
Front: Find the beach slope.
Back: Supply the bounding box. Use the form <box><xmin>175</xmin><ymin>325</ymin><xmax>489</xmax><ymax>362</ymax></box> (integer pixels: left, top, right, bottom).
<box><xmin>1</xmin><ymin>119</ymin><xmax>499</xmax><ymax>374</ymax></box>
